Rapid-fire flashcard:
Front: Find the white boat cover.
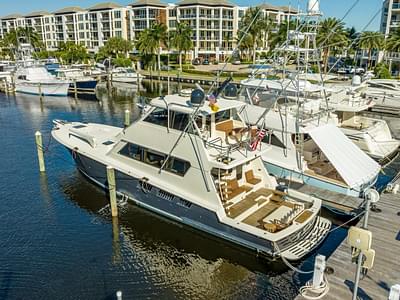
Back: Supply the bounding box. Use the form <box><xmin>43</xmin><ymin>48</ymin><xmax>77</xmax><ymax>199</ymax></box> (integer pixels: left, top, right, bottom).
<box><xmin>308</xmin><ymin>124</ymin><xmax>381</xmax><ymax>188</ymax></box>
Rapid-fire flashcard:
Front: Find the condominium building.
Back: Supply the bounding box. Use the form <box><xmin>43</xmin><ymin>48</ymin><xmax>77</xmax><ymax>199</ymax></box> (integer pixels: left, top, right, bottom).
<box><xmin>381</xmin><ymin>0</ymin><xmax>400</xmax><ymax>37</ymax></box>
<box><xmin>0</xmin><ymin>1</ymin><xmax>298</xmax><ymax>58</ymax></box>
<box><xmin>380</xmin><ymin>0</ymin><xmax>400</xmax><ymax>70</ymax></box>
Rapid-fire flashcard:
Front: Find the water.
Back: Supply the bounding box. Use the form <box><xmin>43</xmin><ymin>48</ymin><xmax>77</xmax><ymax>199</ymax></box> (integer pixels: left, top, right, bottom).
<box><xmin>0</xmin><ymin>81</ymin><xmax>346</xmax><ymax>300</ymax></box>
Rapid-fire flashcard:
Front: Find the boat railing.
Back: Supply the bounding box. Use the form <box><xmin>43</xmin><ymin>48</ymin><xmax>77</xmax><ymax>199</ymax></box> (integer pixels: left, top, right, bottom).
<box><xmin>205</xmin><ymin>134</ymin><xmax>251</xmax><ymax>160</ymax></box>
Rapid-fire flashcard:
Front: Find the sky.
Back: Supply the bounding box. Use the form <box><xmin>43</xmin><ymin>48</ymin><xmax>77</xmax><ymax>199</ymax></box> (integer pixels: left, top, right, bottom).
<box><xmin>0</xmin><ymin>0</ymin><xmax>383</xmax><ymax>31</ymax></box>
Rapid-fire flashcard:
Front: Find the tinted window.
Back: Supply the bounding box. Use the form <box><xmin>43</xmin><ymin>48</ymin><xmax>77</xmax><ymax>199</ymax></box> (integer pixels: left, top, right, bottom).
<box><xmin>118</xmin><ymin>142</ymin><xmax>190</xmax><ymax>176</ymax></box>
<box><xmin>170</xmin><ymin>111</ymin><xmax>189</xmax><ymax>131</ymax></box>
<box><xmin>119</xmin><ymin>143</ymin><xmax>141</xmax><ymax>160</ymax></box>
<box><xmin>262</xmin><ymin>132</ymin><xmax>286</xmax><ymax>149</ymax></box>
<box><xmin>143</xmin><ymin>108</ymin><xmax>168</xmax><ymax>127</ymax></box>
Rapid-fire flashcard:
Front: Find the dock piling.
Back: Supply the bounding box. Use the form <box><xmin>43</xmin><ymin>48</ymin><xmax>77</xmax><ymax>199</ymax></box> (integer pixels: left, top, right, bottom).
<box><xmin>116</xmin><ymin>291</ymin><xmax>122</xmax><ymax>300</ymax></box>
<box><xmin>35</xmin><ymin>131</ymin><xmax>46</xmax><ymax>172</ymax></box>
<box><xmin>38</xmin><ymin>83</ymin><xmax>43</xmax><ymax>101</ymax></box>
<box><xmin>73</xmin><ymin>79</ymin><xmax>78</xmax><ymax>100</ymax></box>
<box><xmin>106</xmin><ymin>166</ymin><xmax>118</xmax><ymax>217</ymax></box>
<box><xmin>124</xmin><ymin>109</ymin><xmax>130</xmax><ymax>128</ymax></box>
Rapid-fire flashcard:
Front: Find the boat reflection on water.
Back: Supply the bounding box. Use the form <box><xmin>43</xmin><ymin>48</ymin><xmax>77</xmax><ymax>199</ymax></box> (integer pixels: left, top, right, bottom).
<box><xmin>59</xmin><ymin>170</ymin><xmax>305</xmax><ymax>299</ymax></box>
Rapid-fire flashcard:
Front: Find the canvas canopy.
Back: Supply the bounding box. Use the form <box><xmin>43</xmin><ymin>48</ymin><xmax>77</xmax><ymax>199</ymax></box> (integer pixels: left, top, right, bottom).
<box><xmin>308</xmin><ymin>124</ymin><xmax>381</xmax><ymax>189</ymax></box>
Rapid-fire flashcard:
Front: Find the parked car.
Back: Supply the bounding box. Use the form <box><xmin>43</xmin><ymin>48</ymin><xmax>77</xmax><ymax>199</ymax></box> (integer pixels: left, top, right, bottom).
<box><xmin>232</xmin><ymin>60</ymin><xmax>241</xmax><ymax>65</ymax></box>
<box><xmin>160</xmin><ymin>65</ymin><xmax>173</xmax><ymax>71</ymax></box>
<box><xmin>192</xmin><ymin>58</ymin><xmax>201</xmax><ymax>65</ymax></box>
<box><xmin>202</xmin><ymin>59</ymin><xmax>210</xmax><ymax>65</ymax></box>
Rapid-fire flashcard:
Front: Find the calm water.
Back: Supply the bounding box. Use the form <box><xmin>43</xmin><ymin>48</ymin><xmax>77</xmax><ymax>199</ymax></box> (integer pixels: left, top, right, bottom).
<box><xmin>0</xmin><ymin>81</ymin><xmax>346</xmax><ymax>300</ymax></box>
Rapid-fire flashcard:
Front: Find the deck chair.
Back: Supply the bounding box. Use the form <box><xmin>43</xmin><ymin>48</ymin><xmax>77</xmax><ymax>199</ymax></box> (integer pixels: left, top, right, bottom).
<box><xmin>245</xmin><ymin>170</ymin><xmax>262</xmax><ymax>185</ymax></box>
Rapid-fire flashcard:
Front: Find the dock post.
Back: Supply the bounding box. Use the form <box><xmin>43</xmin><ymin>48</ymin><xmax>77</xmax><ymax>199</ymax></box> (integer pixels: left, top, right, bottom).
<box><xmin>352</xmin><ymin>195</ymin><xmax>372</xmax><ymax>300</ymax></box>
<box><xmin>124</xmin><ymin>109</ymin><xmax>130</xmax><ymax>128</ymax></box>
<box><xmin>38</xmin><ymin>83</ymin><xmax>43</xmax><ymax>101</ymax></box>
<box><xmin>35</xmin><ymin>131</ymin><xmax>46</xmax><ymax>172</ymax></box>
<box><xmin>106</xmin><ymin>166</ymin><xmax>118</xmax><ymax>217</ymax></box>
<box><xmin>73</xmin><ymin>79</ymin><xmax>78</xmax><ymax>100</ymax></box>
<box><xmin>116</xmin><ymin>291</ymin><xmax>122</xmax><ymax>300</ymax></box>
<box><xmin>389</xmin><ymin>284</ymin><xmax>400</xmax><ymax>300</ymax></box>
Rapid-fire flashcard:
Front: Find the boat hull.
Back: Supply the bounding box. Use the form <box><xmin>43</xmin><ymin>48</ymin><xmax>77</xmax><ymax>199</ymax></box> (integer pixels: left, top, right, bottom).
<box><xmin>68</xmin><ymin>80</ymin><xmax>98</xmax><ymax>100</ymax></box>
<box><xmin>15</xmin><ymin>81</ymin><xmax>69</xmax><ymax>96</ymax></box>
<box><xmin>69</xmin><ymin>149</ymin><xmax>328</xmax><ymax>260</ymax></box>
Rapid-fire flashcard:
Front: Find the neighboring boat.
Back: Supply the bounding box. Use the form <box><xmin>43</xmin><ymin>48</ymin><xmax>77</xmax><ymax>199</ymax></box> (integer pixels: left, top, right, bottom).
<box><xmin>40</xmin><ymin>58</ymin><xmax>60</xmax><ymax>75</ymax></box>
<box><xmin>111</xmin><ymin>67</ymin><xmax>143</xmax><ymax>83</ymax></box>
<box><xmin>364</xmin><ymin>78</ymin><xmax>400</xmax><ymax>105</ymax></box>
<box><xmin>239</xmin><ymin>95</ymin><xmax>381</xmax><ymax>200</ymax></box>
<box><xmin>55</xmin><ymin>68</ymin><xmax>98</xmax><ymax>100</ymax></box>
<box><xmin>14</xmin><ymin>64</ymin><xmax>70</xmax><ymax>96</ymax></box>
<box><xmin>241</xmin><ymin>76</ymin><xmax>400</xmax><ymax>165</ymax></box>
<box><xmin>52</xmin><ymin>88</ymin><xmax>331</xmax><ymax>261</ymax></box>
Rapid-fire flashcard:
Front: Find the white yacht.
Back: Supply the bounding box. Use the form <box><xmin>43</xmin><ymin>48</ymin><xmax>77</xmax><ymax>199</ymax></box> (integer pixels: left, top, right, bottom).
<box><xmin>52</xmin><ymin>89</ymin><xmax>331</xmax><ymax>260</ymax></box>
<box><xmin>237</xmin><ymin>84</ymin><xmax>381</xmax><ymax>200</ymax></box>
<box><xmin>328</xmin><ymin>79</ymin><xmax>400</xmax><ymax>163</ymax></box>
<box><xmin>111</xmin><ymin>67</ymin><xmax>143</xmax><ymax>83</ymax></box>
<box><xmin>364</xmin><ymin>78</ymin><xmax>400</xmax><ymax>106</ymax></box>
<box><xmin>241</xmin><ymin>76</ymin><xmax>400</xmax><ymax>164</ymax></box>
<box><xmin>14</xmin><ymin>64</ymin><xmax>70</xmax><ymax>96</ymax></box>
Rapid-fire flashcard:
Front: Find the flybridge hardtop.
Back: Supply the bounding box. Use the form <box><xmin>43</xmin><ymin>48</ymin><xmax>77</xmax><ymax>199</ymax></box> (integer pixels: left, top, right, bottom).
<box><xmin>51</xmin><ymin>88</ymin><xmax>331</xmax><ymax>260</ymax></box>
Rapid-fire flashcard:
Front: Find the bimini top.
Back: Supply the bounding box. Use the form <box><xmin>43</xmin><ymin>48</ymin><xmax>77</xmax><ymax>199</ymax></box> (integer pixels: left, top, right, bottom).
<box><xmin>150</xmin><ymin>94</ymin><xmax>245</xmax><ymax>115</ymax></box>
<box><xmin>308</xmin><ymin>124</ymin><xmax>381</xmax><ymax>189</ymax></box>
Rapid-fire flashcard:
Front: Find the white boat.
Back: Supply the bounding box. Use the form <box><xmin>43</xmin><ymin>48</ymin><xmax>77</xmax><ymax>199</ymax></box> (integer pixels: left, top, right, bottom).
<box><xmin>241</xmin><ymin>75</ymin><xmax>400</xmax><ymax>164</ymax></box>
<box><xmin>111</xmin><ymin>67</ymin><xmax>143</xmax><ymax>83</ymax></box>
<box><xmin>14</xmin><ymin>65</ymin><xmax>70</xmax><ymax>96</ymax></box>
<box><xmin>364</xmin><ymin>79</ymin><xmax>400</xmax><ymax>105</ymax></box>
<box><xmin>52</xmin><ymin>89</ymin><xmax>331</xmax><ymax>261</ymax></box>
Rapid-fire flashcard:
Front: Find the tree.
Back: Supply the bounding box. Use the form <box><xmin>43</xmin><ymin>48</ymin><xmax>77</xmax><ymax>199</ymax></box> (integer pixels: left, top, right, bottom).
<box><xmin>238</xmin><ymin>7</ymin><xmax>275</xmax><ymax>64</ymax></box>
<box><xmin>150</xmin><ymin>22</ymin><xmax>167</xmax><ymax>71</ymax></box>
<box><xmin>136</xmin><ymin>28</ymin><xmax>159</xmax><ymax>72</ymax></box>
<box><xmin>386</xmin><ymin>27</ymin><xmax>400</xmax><ymax>53</ymax></box>
<box><xmin>358</xmin><ymin>31</ymin><xmax>384</xmax><ymax>70</ymax></box>
<box><xmin>98</xmin><ymin>37</ymin><xmax>133</xmax><ymax>60</ymax></box>
<box><xmin>170</xmin><ymin>22</ymin><xmax>193</xmax><ymax>71</ymax></box>
<box><xmin>374</xmin><ymin>62</ymin><xmax>391</xmax><ymax>79</ymax></box>
<box><xmin>3</xmin><ymin>27</ymin><xmax>43</xmax><ymax>50</ymax></box>
<box><xmin>57</xmin><ymin>42</ymin><xmax>88</xmax><ymax>64</ymax></box>
<box><xmin>317</xmin><ymin>17</ymin><xmax>349</xmax><ymax>73</ymax></box>
<box><xmin>270</xmin><ymin>20</ymin><xmax>297</xmax><ymax>49</ymax></box>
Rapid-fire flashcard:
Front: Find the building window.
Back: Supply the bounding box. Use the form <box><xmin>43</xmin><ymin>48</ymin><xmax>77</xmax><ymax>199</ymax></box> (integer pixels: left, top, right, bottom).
<box><xmin>114</xmin><ymin>11</ymin><xmax>121</xmax><ymax>19</ymax></box>
<box><xmin>118</xmin><ymin>142</ymin><xmax>191</xmax><ymax>176</ymax></box>
<box><xmin>115</xmin><ymin>21</ymin><xmax>122</xmax><ymax>28</ymax></box>
<box><xmin>115</xmin><ymin>31</ymin><xmax>122</xmax><ymax>37</ymax></box>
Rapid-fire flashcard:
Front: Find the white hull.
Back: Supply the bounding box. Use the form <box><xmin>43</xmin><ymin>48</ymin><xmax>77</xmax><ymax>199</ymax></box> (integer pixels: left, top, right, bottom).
<box><xmin>15</xmin><ymin>81</ymin><xmax>70</xmax><ymax>96</ymax></box>
<box><xmin>112</xmin><ymin>73</ymin><xmax>143</xmax><ymax>83</ymax></box>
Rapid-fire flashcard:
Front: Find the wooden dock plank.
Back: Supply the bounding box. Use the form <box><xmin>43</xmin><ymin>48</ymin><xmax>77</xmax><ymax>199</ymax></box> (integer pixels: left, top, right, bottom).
<box><xmin>296</xmin><ymin>185</ymin><xmax>400</xmax><ymax>300</ymax></box>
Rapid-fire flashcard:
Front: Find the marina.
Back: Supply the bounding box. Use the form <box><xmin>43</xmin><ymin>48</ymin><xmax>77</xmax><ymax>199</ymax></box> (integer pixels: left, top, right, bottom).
<box><xmin>0</xmin><ymin>0</ymin><xmax>400</xmax><ymax>298</ymax></box>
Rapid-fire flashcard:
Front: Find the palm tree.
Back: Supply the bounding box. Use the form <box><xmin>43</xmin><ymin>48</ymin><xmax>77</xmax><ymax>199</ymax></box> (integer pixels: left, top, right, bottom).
<box><xmin>386</xmin><ymin>28</ymin><xmax>400</xmax><ymax>53</ymax></box>
<box><xmin>238</xmin><ymin>7</ymin><xmax>274</xmax><ymax>64</ymax></box>
<box><xmin>317</xmin><ymin>17</ymin><xmax>349</xmax><ymax>73</ymax></box>
<box><xmin>358</xmin><ymin>31</ymin><xmax>384</xmax><ymax>70</ymax></box>
<box><xmin>150</xmin><ymin>22</ymin><xmax>167</xmax><ymax>71</ymax></box>
<box><xmin>170</xmin><ymin>22</ymin><xmax>193</xmax><ymax>71</ymax></box>
<box><xmin>3</xmin><ymin>27</ymin><xmax>42</xmax><ymax>50</ymax></box>
<box><xmin>270</xmin><ymin>20</ymin><xmax>297</xmax><ymax>49</ymax></box>
<box><xmin>136</xmin><ymin>28</ymin><xmax>159</xmax><ymax>72</ymax></box>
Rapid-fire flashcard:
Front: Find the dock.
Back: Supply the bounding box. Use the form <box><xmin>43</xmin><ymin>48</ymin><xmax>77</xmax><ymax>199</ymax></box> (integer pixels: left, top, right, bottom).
<box><xmin>295</xmin><ymin>183</ymin><xmax>400</xmax><ymax>300</ymax></box>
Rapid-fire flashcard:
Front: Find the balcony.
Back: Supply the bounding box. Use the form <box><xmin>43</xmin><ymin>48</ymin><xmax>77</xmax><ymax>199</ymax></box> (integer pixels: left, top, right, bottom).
<box><xmin>393</xmin><ymin>3</ymin><xmax>400</xmax><ymax>9</ymax></box>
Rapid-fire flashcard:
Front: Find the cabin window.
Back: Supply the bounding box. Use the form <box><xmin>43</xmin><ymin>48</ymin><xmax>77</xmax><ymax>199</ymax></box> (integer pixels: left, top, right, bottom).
<box><xmin>143</xmin><ymin>149</ymin><xmax>165</xmax><ymax>168</ymax></box>
<box><xmin>118</xmin><ymin>142</ymin><xmax>191</xmax><ymax>176</ymax></box>
<box><xmin>262</xmin><ymin>132</ymin><xmax>286</xmax><ymax>149</ymax></box>
<box><xmin>119</xmin><ymin>143</ymin><xmax>141</xmax><ymax>160</ymax></box>
<box><xmin>169</xmin><ymin>111</ymin><xmax>189</xmax><ymax>131</ymax></box>
<box><xmin>143</xmin><ymin>108</ymin><xmax>168</xmax><ymax>127</ymax></box>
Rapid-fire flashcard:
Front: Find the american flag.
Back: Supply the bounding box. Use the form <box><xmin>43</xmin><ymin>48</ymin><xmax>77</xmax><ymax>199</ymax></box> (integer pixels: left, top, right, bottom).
<box><xmin>250</xmin><ymin>129</ymin><xmax>267</xmax><ymax>151</ymax></box>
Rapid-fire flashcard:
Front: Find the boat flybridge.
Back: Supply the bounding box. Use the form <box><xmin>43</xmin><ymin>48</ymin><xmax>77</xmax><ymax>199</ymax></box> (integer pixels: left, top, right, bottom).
<box><xmin>52</xmin><ymin>88</ymin><xmax>331</xmax><ymax>260</ymax></box>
